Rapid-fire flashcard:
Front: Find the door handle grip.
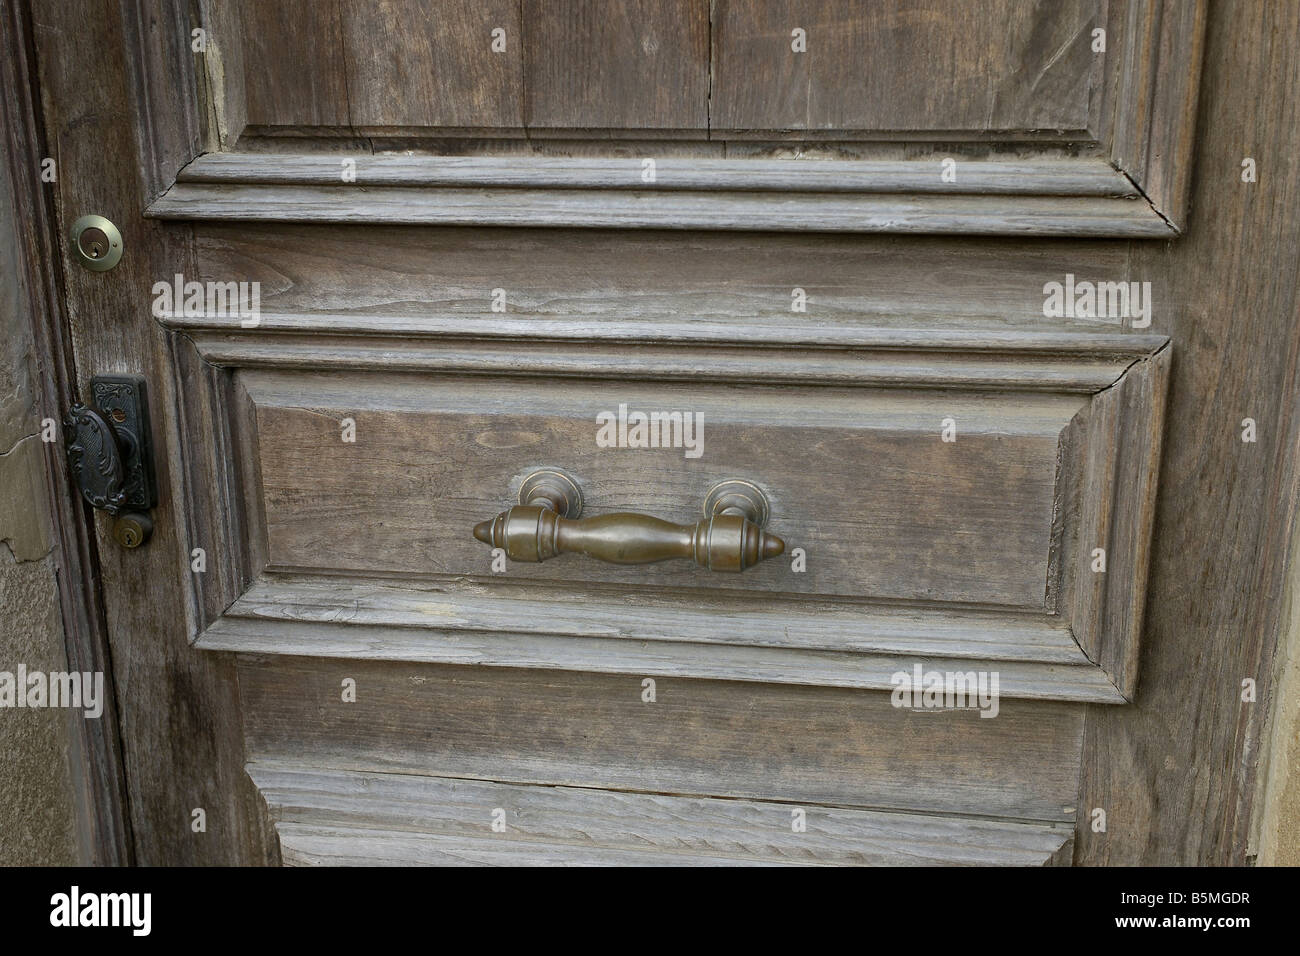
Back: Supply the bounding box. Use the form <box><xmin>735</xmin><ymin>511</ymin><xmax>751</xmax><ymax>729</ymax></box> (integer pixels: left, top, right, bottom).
<box><xmin>472</xmin><ymin>472</ymin><xmax>784</xmax><ymax>573</ymax></box>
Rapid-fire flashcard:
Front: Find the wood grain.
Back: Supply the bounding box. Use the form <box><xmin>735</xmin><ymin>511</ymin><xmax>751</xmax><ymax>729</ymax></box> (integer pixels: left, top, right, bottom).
<box><xmin>243</xmin><ymin>371</ymin><xmax>1074</xmax><ymax>608</ymax></box>
<box><xmin>148</xmin><ymin>180</ymin><xmax>1174</xmax><ymax>236</ymax></box>
<box><xmin>238</xmin><ymin>656</ymin><xmax>1086</xmax><ymax>821</ymax></box>
<box><xmin>1074</xmin><ymin>0</ymin><xmax>1300</xmax><ymax>864</ymax></box>
<box><xmin>711</xmin><ymin>0</ymin><xmax>1100</xmax><ymax>133</ymax></box>
<box><xmin>233</xmin><ymin>0</ymin><xmax>349</xmax><ymax>131</ymax></box>
<box><xmin>25</xmin><ymin>0</ymin><xmax>1287</xmax><ymax>868</ymax></box>
<box><xmin>1069</xmin><ymin>343</ymin><xmax>1171</xmax><ymax>697</ymax></box>
<box><xmin>523</xmin><ymin>0</ymin><xmax>709</xmax><ymax>130</ymax></box>
<box><xmin>184</xmin><ymin>221</ymin><xmax>1150</xmax><ymax>330</ymax></box>
<box><xmin>202</xmin><ymin>574</ymin><xmax>1126</xmax><ymax>703</ymax></box>
<box><xmin>176</xmin><ymin>152</ymin><xmax>1140</xmax><ymax>195</ymax></box>
<box><xmin>251</xmin><ymin>764</ymin><xmax>1074</xmax><ymax>866</ymax></box>
<box><xmin>172</xmin><ymin>322</ymin><xmax>1168</xmax><ymax>392</ymax></box>
<box><xmin>340</xmin><ymin>0</ymin><xmax>523</xmax><ymax>130</ymax></box>
<box><xmin>191</xmin><ymin>0</ymin><xmax>1201</xmax><ymax>231</ymax></box>
<box><xmin>30</xmin><ymin>0</ymin><xmax>276</xmax><ymax>865</ymax></box>
<box><xmin>0</xmin><ymin>0</ymin><xmax>133</xmax><ymax>864</ymax></box>
<box><xmin>1107</xmin><ymin>0</ymin><xmax>1208</xmax><ymax>229</ymax></box>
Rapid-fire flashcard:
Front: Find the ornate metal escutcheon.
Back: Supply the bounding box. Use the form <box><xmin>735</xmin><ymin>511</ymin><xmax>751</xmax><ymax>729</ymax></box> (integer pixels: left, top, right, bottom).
<box><xmin>65</xmin><ymin>375</ymin><xmax>158</xmax><ymax>548</ymax></box>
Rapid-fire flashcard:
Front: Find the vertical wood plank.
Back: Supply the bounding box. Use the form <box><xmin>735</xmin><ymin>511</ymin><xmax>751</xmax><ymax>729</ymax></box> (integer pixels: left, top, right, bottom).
<box><xmin>1075</xmin><ymin>0</ymin><xmax>1300</xmax><ymax>864</ymax></box>
<box><xmin>1107</xmin><ymin>0</ymin><xmax>1209</xmax><ymax>229</ymax></box>
<box><xmin>340</xmin><ymin>0</ymin><xmax>523</xmax><ymax>130</ymax></box>
<box><xmin>30</xmin><ymin>0</ymin><xmax>277</xmax><ymax>865</ymax></box>
<box><xmin>712</xmin><ymin>0</ymin><xmax>1099</xmax><ymax>133</ymax></box>
<box><xmin>523</xmin><ymin>0</ymin><xmax>709</xmax><ymax>131</ymax></box>
<box><xmin>1</xmin><ymin>0</ymin><xmax>133</xmax><ymax>865</ymax></box>
<box><xmin>234</xmin><ymin>0</ymin><xmax>349</xmax><ymax>130</ymax></box>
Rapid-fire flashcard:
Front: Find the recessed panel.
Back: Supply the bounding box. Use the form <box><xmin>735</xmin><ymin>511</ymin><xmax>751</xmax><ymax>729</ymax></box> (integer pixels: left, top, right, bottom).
<box><xmin>244</xmin><ymin>372</ymin><xmax>1079</xmax><ymax>609</ymax></box>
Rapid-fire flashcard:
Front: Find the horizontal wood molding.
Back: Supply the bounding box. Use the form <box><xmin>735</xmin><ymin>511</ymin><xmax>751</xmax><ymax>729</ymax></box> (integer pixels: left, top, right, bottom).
<box><xmin>201</xmin><ymin>573</ymin><xmax>1125</xmax><ymax>703</ymax></box>
<box><xmin>149</xmin><ymin>154</ymin><xmax>1173</xmax><ymax>236</ymax></box>
<box><xmin>249</xmin><ymin>763</ymin><xmax>1074</xmax><ymax>866</ymax></box>
<box><xmin>161</xmin><ymin>1</ymin><xmax>1202</xmax><ymax>234</ymax></box>
<box><xmin>164</xmin><ymin>321</ymin><xmax>1168</xmax><ymax>702</ymax></box>
<box><xmin>178</xmin><ymin>153</ymin><xmax>1139</xmax><ymax>195</ymax></box>
<box><xmin>162</xmin><ymin>313</ymin><xmax>1169</xmax><ymax>392</ymax></box>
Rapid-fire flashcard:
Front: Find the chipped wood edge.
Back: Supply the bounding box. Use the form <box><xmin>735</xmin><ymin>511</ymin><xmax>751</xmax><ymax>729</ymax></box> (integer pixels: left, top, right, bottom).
<box><xmin>1107</xmin><ymin>0</ymin><xmax>1209</xmax><ymax>231</ymax></box>
<box><xmin>1069</xmin><ymin>342</ymin><xmax>1173</xmax><ymax>699</ymax></box>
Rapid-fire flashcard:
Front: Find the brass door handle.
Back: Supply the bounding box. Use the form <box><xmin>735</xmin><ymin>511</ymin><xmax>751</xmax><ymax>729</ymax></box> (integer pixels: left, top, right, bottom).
<box><xmin>473</xmin><ymin>471</ymin><xmax>785</xmax><ymax>572</ymax></box>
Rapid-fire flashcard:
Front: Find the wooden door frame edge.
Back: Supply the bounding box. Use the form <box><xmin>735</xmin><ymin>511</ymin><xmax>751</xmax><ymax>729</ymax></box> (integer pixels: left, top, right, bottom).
<box><xmin>0</xmin><ymin>0</ymin><xmax>134</xmax><ymax>866</ymax></box>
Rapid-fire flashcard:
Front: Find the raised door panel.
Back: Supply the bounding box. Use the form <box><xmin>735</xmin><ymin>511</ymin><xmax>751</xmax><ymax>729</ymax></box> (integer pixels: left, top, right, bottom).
<box><xmin>246</xmin><ymin>373</ymin><xmax>1074</xmax><ymax>609</ymax></box>
<box><xmin>162</xmin><ymin>243</ymin><xmax>1168</xmax><ymax>704</ymax></box>
<box><xmin>179</xmin><ymin>0</ymin><xmax>1206</xmax><ymax>235</ymax></box>
<box><xmin>711</xmin><ymin>0</ymin><xmax>1099</xmax><ymax>134</ymax></box>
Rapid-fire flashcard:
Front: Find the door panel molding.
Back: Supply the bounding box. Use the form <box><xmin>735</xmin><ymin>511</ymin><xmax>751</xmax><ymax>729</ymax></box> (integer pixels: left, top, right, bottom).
<box><xmin>151</xmin><ymin>153</ymin><xmax>1172</xmax><ymax>237</ymax></box>
<box><xmin>136</xmin><ymin>1</ymin><xmax>1206</xmax><ymax>236</ymax></box>
<box><xmin>163</xmin><ymin>320</ymin><xmax>1168</xmax><ymax>703</ymax></box>
<box><xmin>249</xmin><ymin>763</ymin><xmax>1075</xmax><ymax>866</ymax></box>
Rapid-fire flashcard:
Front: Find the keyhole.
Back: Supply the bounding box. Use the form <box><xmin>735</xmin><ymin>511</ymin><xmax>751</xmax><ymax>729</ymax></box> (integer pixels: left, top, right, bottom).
<box><xmin>79</xmin><ymin>226</ymin><xmax>109</xmax><ymax>259</ymax></box>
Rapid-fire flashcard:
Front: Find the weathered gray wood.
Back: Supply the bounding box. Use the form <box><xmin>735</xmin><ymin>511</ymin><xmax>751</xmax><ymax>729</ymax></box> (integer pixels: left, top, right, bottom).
<box><xmin>120</xmin><ymin>0</ymin><xmax>205</xmax><ymax>202</ymax></box>
<box><xmin>166</xmin><ymin>335</ymin><xmax>257</xmax><ymax>632</ymax></box>
<box><xmin>238</xmin><ymin>656</ymin><xmax>1086</xmax><ymax>821</ymax></box>
<box><xmin>1075</xmin><ymin>0</ymin><xmax>1300</xmax><ymax>865</ymax></box>
<box><xmin>203</xmin><ymin>575</ymin><xmax>1125</xmax><ymax>703</ymax></box>
<box><xmin>251</xmin><ymin>765</ymin><xmax>1074</xmax><ymax>866</ymax></box>
<box><xmin>278</xmin><ymin>826</ymin><xmax>797</xmax><ymax>866</ymax></box>
<box><xmin>711</xmin><ymin>0</ymin><xmax>1100</xmax><ymax>134</ymax></box>
<box><xmin>0</xmin><ymin>0</ymin><xmax>133</xmax><ymax>865</ymax></box>
<box><xmin>1069</xmin><ymin>344</ymin><xmax>1171</xmax><ymax>697</ymax></box>
<box><xmin>183</xmin><ymin>221</ymin><xmax>1152</xmax><ymax>331</ymax></box>
<box><xmin>160</xmin><ymin>319</ymin><xmax>1164</xmax><ymax>704</ymax></box>
<box><xmin>148</xmin><ymin>181</ymin><xmax>1174</xmax><ymax>236</ymax></box>
<box><xmin>523</xmin><ymin>0</ymin><xmax>709</xmax><ymax>130</ymax></box>
<box><xmin>195</xmin><ymin>0</ymin><xmax>245</xmax><ymax>148</ymax></box>
<box><xmin>184</xmin><ymin>332</ymin><xmax>1161</xmax><ymax>391</ymax></box>
<box><xmin>164</xmin><ymin>313</ymin><xmax>1166</xmax><ymax>392</ymax></box>
<box><xmin>176</xmin><ymin>152</ymin><xmax>1140</xmax><ymax>195</ymax></box>
<box><xmin>166</xmin><ymin>312</ymin><xmax>1171</xmax><ymax>354</ymax></box>
<box><xmin>32</xmin><ymin>0</ymin><xmax>1285</xmax><ymax>870</ymax></box>
<box><xmin>241</xmin><ymin>371</ymin><xmax>1075</xmax><ymax>607</ymax></box>
<box><xmin>29</xmin><ymin>0</ymin><xmax>276</xmax><ymax>865</ymax></box>
<box><xmin>340</xmin><ymin>0</ymin><xmax>523</xmax><ymax>130</ymax></box>
<box><xmin>229</xmin><ymin>0</ymin><xmax>349</xmax><ymax>131</ymax></box>
<box><xmin>217</xmin><ymin>573</ymin><xmax>1088</xmax><ymax>661</ymax></box>
<box><xmin>1107</xmin><ymin>0</ymin><xmax>1208</xmax><ymax>229</ymax></box>
<box><xmin>188</xmin><ymin>0</ymin><xmax>1200</xmax><ymax>229</ymax></box>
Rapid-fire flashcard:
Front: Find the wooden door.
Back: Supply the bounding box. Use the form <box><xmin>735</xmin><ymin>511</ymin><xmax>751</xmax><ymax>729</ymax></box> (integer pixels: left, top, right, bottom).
<box><xmin>7</xmin><ymin>0</ymin><xmax>1297</xmax><ymax>865</ymax></box>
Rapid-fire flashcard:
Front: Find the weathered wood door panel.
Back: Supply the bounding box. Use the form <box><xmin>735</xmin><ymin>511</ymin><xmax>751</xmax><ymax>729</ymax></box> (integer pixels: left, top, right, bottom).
<box><xmin>17</xmin><ymin>0</ymin><xmax>1299</xmax><ymax>866</ymax></box>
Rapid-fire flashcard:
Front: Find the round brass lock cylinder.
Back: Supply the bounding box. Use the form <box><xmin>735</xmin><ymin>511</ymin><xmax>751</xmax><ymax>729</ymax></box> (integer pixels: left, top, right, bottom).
<box><xmin>69</xmin><ymin>214</ymin><xmax>123</xmax><ymax>271</ymax></box>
